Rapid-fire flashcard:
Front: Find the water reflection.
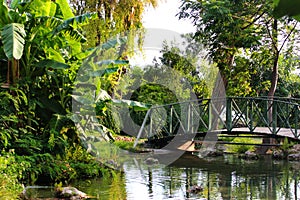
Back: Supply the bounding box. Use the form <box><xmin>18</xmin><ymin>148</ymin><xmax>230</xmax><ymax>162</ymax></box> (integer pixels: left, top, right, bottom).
<box><xmin>74</xmin><ymin>153</ymin><xmax>300</xmax><ymax>200</ymax></box>
<box><xmin>120</xmin><ymin>154</ymin><xmax>300</xmax><ymax>199</ymax></box>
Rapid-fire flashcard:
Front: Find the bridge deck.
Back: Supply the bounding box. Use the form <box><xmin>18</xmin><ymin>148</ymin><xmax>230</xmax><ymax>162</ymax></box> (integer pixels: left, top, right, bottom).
<box><xmin>177</xmin><ymin>127</ymin><xmax>300</xmax><ymax>152</ymax></box>
<box><xmin>229</xmin><ymin>127</ymin><xmax>299</xmax><ymax>139</ymax></box>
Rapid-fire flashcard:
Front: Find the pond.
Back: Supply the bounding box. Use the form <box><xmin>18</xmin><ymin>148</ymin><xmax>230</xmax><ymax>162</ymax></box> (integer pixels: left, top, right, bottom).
<box><xmin>69</xmin><ymin>153</ymin><xmax>300</xmax><ymax>200</ymax></box>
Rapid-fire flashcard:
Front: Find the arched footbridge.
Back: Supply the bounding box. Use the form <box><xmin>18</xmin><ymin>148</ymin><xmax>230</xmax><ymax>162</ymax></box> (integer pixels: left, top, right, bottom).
<box><xmin>133</xmin><ymin>97</ymin><xmax>300</xmax><ymax>149</ymax></box>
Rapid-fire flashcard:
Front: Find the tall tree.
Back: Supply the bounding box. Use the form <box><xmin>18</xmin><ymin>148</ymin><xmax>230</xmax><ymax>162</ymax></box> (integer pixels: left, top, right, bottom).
<box><xmin>178</xmin><ymin>0</ymin><xmax>300</xmax><ymax>98</ymax></box>
<box><xmin>68</xmin><ymin>0</ymin><xmax>160</xmax><ymax>100</ymax></box>
<box><xmin>70</xmin><ymin>0</ymin><xmax>158</xmax><ymax>48</ymax></box>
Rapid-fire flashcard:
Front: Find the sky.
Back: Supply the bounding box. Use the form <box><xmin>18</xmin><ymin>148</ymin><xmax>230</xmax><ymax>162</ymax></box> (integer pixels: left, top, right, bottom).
<box><xmin>142</xmin><ymin>0</ymin><xmax>195</xmax><ymax>34</ymax></box>
<box><xmin>130</xmin><ymin>0</ymin><xmax>195</xmax><ymax>66</ymax></box>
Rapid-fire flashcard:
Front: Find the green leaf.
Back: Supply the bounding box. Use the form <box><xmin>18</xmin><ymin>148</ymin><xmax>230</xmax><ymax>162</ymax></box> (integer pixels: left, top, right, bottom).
<box><xmin>0</xmin><ymin>1</ymin><xmax>9</xmax><ymax>26</ymax></box>
<box><xmin>59</xmin><ymin>12</ymin><xmax>97</xmax><ymax>29</ymax></box>
<box><xmin>45</xmin><ymin>47</ymin><xmax>65</xmax><ymax>63</ymax></box>
<box><xmin>96</xmin><ymin>60</ymin><xmax>129</xmax><ymax>66</ymax></box>
<box><xmin>101</xmin><ymin>37</ymin><xmax>127</xmax><ymax>50</ymax></box>
<box><xmin>9</xmin><ymin>0</ymin><xmax>19</xmax><ymax>9</ymax></box>
<box><xmin>37</xmin><ymin>97</ymin><xmax>66</xmax><ymax>114</ymax></box>
<box><xmin>56</xmin><ymin>0</ymin><xmax>74</xmax><ymax>19</ymax></box>
<box><xmin>110</xmin><ymin>99</ymin><xmax>151</xmax><ymax>111</ymax></box>
<box><xmin>29</xmin><ymin>0</ymin><xmax>52</xmax><ymax>17</ymax></box>
<box><xmin>72</xmin><ymin>95</ymin><xmax>94</xmax><ymax>105</ymax></box>
<box><xmin>37</xmin><ymin>59</ymin><xmax>70</xmax><ymax>69</ymax></box>
<box><xmin>75</xmin><ymin>47</ymin><xmax>94</xmax><ymax>59</ymax></box>
<box><xmin>89</xmin><ymin>67</ymin><xmax>119</xmax><ymax>77</ymax></box>
<box><xmin>273</xmin><ymin>0</ymin><xmax>300</xmax><ymax>20</ymax></box>
<box><xmin>49</xmin><ymin>114</ymin><xmax>70</xmax><ymax>132</ymax></box>
<box><xmin>1</xmin><ymin>23</ymin><xmax>26</xmax><ymax>60</ymax></box>
<box><xmin>49</xmin><ymin>2</ymin><xmax>57</xmax><ymax>17</ymax></box>
<box><xmin>95</xmin><ymin>89</ymin><xmax>111</xmax><ymax>102</ymax></box>
<box><xmin>52</xmin><ymin>13</ymin><xmax>97</xmax><ymax>42</ymax></box>
<box><xmin>66</xmin><ymin>38</ymin><xmax>82</xmax><ymax>56</ymax></box>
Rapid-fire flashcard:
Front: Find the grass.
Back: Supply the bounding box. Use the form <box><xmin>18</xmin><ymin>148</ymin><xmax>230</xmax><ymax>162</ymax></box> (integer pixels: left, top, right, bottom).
<box><xmin>113</xmin><ymin>135</ymin><xmax>147</xmax><ymax>153</ymax></box>
<box><xmin>225</xmin><ymin>137</ymin><xmax>261</xmax><ymax>153</ymax></box>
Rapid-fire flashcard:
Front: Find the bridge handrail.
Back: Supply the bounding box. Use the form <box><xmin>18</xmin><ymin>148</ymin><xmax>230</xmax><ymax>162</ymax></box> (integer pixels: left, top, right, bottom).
<box><xmin>230</xmin><ymin>96</ymin><xmax>300</xmax><ymax>107</ymax></box>
<box><xmin>148</xmin><ymin>97</ymin><xmax>300</xmax><ymax>110</ymax></box>
<box><xmin>134</xmin><ymin>96</ymin><xmax>300</xmax><ymax>147</ymax></box>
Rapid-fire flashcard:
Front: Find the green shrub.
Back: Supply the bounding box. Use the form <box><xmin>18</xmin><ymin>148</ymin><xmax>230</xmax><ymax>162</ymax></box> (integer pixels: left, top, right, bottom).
<box><xmin>113</xmin><ymin>139</ymin><xmax>145</xmax><ymax>153</ymax></box>
<box><xmin>226</xmin><ymin>137</ymin><xmax>259</xmax><ymax>153</ymax></box>
<box><xmin>0</xmin><ymin>152</ymin><xmax>24</xmax><ymax>199</ymax></box>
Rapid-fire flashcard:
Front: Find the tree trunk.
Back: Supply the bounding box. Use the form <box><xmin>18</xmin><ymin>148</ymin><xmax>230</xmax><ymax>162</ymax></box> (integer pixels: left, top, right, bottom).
<box><xmin>264</xmin><ymin>19</ymin><xmax>279</xmax><ymax>147</ymax></box>
<box><xmin>268</xmin><ymin>19</ymin><xmax>279</xmax><ymax>98</ymax></box>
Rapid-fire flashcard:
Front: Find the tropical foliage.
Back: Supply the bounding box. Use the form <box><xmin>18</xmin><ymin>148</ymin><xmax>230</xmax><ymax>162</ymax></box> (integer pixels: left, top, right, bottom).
<box><xmin>178</xmin><ymin>0</ymin><xmax>300</xmax><ymax>97</ymax></box>
<box><xmin>0</xmin><ymin>0</ymin><xmax>159</xmax><ymax>192</ymax></box>
<box><xmin>0</xmin><ymin>0</ymin><xmax>147</xmax><ymax>190</ymax></box>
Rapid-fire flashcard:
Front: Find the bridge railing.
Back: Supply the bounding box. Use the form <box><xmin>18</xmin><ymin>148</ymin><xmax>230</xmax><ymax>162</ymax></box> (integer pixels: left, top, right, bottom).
<box><xmin>228</xmin><ymin>97</ymin><xmax>300</xmax><ymax>138</ymax></box>
<box><xmin>134</xmin><ymin>97</ymin><xmax>300</xmax><ymax>144</ymax></box>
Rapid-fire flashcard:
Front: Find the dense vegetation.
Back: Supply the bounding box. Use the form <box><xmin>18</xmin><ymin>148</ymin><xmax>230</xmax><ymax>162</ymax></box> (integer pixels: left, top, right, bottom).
<box><xmin>0</xmin><ymin>0</ymin><xmax>157</xmax><ymax>197</ymax></box>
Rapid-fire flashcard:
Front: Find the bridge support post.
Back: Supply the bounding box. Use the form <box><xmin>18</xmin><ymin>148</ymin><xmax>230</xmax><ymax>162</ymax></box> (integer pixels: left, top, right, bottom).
<box><xmin>249</xmin><ymin>99</ymin><xmax>254</xmax><ymax>132</ymax></box>
<box><xmin>134</xmin><ymin>108</ymin><xmax>152</xmax><ymax>148</ymax></box>
<box><xmin>263</xmin><ymin>100</ymin><xmax>269</xmax><ymax>126</ymax></box>
<box><xmin>208</xmin><ymin>99</ymin><xmax>212</xmax><ymax>130</ymax></box>
<box><xmin>226</xmin><ymin>97</ymin><xmax>232</xmax><ymax>131</ymax></box>
<box><xmin>272</xmin><ymin>101</ymin><xmax>277</xmax><ymax>135</ymax></box>
<box><xmin>169</xmin><ymin>106</ymin><xmax>173</xmax><ymax>135</ymax></box>
<box><xmin>149</xmin><ymin>110</ymin><xmax>153</xmax><ymax>137</ymax></box>
<box><xmin>187</xmin><ymin>102</ymin><xmax>194</xmax><ymax>133</ymax></box>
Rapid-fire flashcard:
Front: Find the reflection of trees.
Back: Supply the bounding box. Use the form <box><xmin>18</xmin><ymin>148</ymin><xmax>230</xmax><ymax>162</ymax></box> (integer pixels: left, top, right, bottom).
<box><xmin>278</xmin><ymin>165</ymin><xmax>298</xmax><ymax>200</ymax></box>
<box><xmin>73</xmin><ymin>171</ymin><xmax>127</xmax><ymax>200</ymax></box>
<box><xmin>162</xmin><ymin>167</ymin><xmax>185</xmax><ymax>197</ymax></box>
<box><xmin>169</xmin><ymin>155</ymin><xmax>300</xmax><ymax>200</ymax></box>
<box><xmin>109</xmin><ymin>171</ymin><xmax>127</xmax><ymax>200</ymax></box>
<box><xmin>218</xmin><ymin>173</ymin><xmax>231</xmax><ymax>200</ymax></box>
<box><xmin>113</xmin><ymin>155</ymin><xmax>300</xmax><ymax>199</ymax></box>
<box><xmin>147</xmin><ymin>167</ymin><xmax>153</xmax><ymax>194</ymax></box>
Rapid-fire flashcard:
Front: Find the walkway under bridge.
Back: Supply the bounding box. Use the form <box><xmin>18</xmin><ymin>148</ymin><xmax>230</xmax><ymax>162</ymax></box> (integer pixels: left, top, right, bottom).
<box><xmin>134</xmin><ymin>97</ymin><xmax>300</xmax><ymax>148</ymax></box>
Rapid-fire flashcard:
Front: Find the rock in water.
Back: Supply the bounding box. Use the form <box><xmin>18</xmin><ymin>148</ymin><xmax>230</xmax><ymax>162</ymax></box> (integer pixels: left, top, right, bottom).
<box><xmin>56</xmin><ymin>186</ymin><xmax>88</xmax><ymax>199</ymax></box>
<box><xmin>288</xmin><ymin>153</ymin><xmax>300</xmax><ymax>161</ymax></box>
<box><xmin>239</xmin><ymin>150</ymin><xmax>259</xmax><ymax>160</ymax></box>
<box><xmin>144</xmin><ymin>157</ymin><xmax>159</xmax><ymax>165</ymax></box>
<box><xmin>187</xmin><ymin>185</ymin><xmax>203</xmax><ymax>194</ymax></box>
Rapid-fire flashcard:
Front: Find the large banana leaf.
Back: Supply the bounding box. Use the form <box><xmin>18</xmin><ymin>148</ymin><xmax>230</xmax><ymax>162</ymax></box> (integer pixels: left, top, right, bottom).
<box><xmin>37</xmin><ymin>59</ymin><xmax>70</xmax><ymax>69</ymax></box>
<box><xmin>0</xmin><ymin>1</ymin><xmax>9</xmax><ymax>26</ymax></box>
<box><xmin>52</xmin><ymin>12</ymin><xmax>97</xmax><ymax>36</ymax></box>
<box><xmin>9</xmin><ymin>0</ymin><xmax>19</xmax><ymax>9</ymax></box>
<box><xmin>1</xmin><ymin>23</ymin><xmax>26</xmax><ymax>60</ymax></box>
<box><xmin>96</xmin><ymin>60</ymin><xmax>129</xmax><ymax>66</ymax></box>
<box><xmin>58</xmin><ymin>12</ymin><xmax>97</xmax><ymax>29</ymax></box>
<box><xmin>56</xmin><ymin>0</ymin><xmax>74</xmax><ymax>19</ymax></box>
<box><xmin>45</xmin><ymin>47</ymin><xmax>65</xmax><ymax>63</ymax></box>
<box><xmin>89</xmin><ymin>68</ymin><xmax>119</xmax><ymax>77</ymax></box>
<box><xmin>273</xmin><ymin>0</ymin><xmax>300</xmax><ymax>21</ymax></box>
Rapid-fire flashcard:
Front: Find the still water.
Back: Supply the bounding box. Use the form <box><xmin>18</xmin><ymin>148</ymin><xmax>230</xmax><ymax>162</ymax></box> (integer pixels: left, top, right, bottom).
<box><xmin>72</xmin><ymin>153</ymin><xmax>300</xmax><ymax>200</ymax></box>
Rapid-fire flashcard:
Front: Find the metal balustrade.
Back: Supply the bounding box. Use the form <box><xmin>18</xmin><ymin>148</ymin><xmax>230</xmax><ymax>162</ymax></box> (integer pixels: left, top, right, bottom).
<box><xmin>134</xmin><ymin>97</ymin><xmax>300</xmax><ymax>147</ymax></box>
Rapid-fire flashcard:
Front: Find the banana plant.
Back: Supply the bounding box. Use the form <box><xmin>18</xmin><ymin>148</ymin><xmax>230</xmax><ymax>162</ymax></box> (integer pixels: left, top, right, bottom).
<box><xmin>0</xmin><ymin>0</ymin><xmax>97</xmax><ymax>86</ymax></box>
<box><xmin>0</xmin><ymin>1</ymin><xmax>26</xmax><ymax>85</ymax></box>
